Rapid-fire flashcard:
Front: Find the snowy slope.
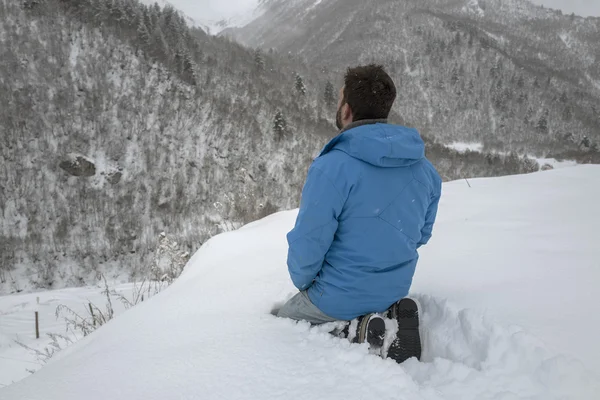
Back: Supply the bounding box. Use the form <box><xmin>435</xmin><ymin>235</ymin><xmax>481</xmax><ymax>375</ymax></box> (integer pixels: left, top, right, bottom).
<box><xmin>2</xmin><ymin>167</ymin><xmax>600</xmax><ymax>399</ymax></box>
<box><xmin>0</xmin><ymin>284</ymin><xmax>146</xmax><ymax>386</ymax></box>
<box><xmin>139</xmin><ymin>0</ymin><xmax>262</xmax><ymax>34</ymax></box>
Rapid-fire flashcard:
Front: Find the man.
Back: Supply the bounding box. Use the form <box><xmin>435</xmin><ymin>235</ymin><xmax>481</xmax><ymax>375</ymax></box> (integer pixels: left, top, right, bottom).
<box><xmin>278</xmin><ymin>65</ymin><xmax>442</xmax><ymax>364</ymax></box>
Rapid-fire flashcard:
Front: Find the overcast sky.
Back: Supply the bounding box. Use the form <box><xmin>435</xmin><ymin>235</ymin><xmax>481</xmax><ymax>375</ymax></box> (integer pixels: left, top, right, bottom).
<box><xmin>530</xmin><ymin>0</ymin><xmax>600</xmax><ymax>17</ymax></box>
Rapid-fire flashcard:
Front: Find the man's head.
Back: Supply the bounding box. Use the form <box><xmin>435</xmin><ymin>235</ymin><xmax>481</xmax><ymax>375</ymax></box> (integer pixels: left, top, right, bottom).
<box><xmin>336</xmin><ymin>64</ymin><xmax>397</xmax><ymax>130</ymax></box>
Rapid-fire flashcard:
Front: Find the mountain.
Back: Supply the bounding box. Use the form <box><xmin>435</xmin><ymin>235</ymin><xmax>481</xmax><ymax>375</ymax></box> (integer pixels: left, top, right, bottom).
<box><xmin>0</xmin><ymin>0</ymin><xmax>333</xmax><ymax>291</ymax></box>
<box><xmin>228</xmin><ymin>0</ymin><xmax>600</xmax><ymax>160</ymax></box>
<box><xmin>2</xmin><ymin>166</ymin><xmax>600</xmax><ymax>398</ymax></box>
<box><xmin>1</xmin><ymin>0</ymin><xmax>547</xmax><ymax>292</ymax></box>
<box><xmin>138</xmin><ymin>0</ymin><xmax>264</xmax><ymax>34</ymax></box>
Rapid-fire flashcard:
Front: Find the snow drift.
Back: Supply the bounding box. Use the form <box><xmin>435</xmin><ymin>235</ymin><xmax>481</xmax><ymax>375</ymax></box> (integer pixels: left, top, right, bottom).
<box><xmin>2</xmin><ymin>166</ymin><xmax>599</xmax><ymax>400</ymax></box>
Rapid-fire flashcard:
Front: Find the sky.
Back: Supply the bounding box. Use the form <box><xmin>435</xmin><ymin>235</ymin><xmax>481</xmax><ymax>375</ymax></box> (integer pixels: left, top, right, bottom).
<box><xmin>530</xmin><ymin>0</ymin><xmax>600</xmax><ymax>17</ymax></box>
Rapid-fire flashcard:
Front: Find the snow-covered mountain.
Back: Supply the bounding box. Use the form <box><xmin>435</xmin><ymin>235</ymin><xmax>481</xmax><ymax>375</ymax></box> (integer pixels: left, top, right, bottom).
<box><xmin>1</xmin><ymin>166</ymin><xmax>599</xmax><ymax>398</ymax></box>
<box><xmin>228</xmin><ymin>0</ymin><xmax>600</xmax><ymax>159</ymax></box>
<box><xmin>139</xmin><ymin>0</ymin><xmax>263</xmax><ymax>34</ymax></box>
<box><xmin>1</xmin><ymin>0</ymin><xmax>547</xmax><ymax>293</ymax></box>
<box><xmin>0</xmin><ymin>0</ymin><xmax>333</xmax><ymax>292</ymax></box>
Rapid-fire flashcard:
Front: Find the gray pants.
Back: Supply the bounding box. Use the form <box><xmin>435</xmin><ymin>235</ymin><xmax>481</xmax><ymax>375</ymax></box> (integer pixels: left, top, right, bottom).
<box><xmin>277</xmin><ymin>291</ymin><xmax>338</xmax><ymax>324</ymax></box>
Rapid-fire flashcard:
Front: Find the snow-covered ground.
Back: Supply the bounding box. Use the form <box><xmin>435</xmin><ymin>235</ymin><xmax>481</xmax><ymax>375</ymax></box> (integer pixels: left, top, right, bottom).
<box><xmin>446</xmin><ymin>143</ymin><xmax>578</xmax><ymax>170</ymax></box>
<box><xmin>534</xmin><ymin>157</ymin><xmax>578</xmax><ymax>169</ymax></box>
<box><xmin>0</xmin><ymin>283</ymin><xmax>159</xmax><ymax>386</ymax></box>
<box><xmin>463</xmin><ymin>0</ymin><xmax>485</xmax><ymax>17</ymax></box>
<box><xmin>447</xmin><ymin>142</ymin><xmax>484</xmax><ymax>152</ymax></box>
<box><xmin>1</xmin><ymin>166</ymin><xmax>599</xmax><ymax>399</ymax></box>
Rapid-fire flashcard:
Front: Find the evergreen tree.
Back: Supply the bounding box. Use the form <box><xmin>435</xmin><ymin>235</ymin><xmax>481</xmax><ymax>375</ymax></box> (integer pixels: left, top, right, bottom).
<box><xmin>453</xmin><ymin>32</ymin><xmax>461</xmax><ymax>46</ymax></box>
<box><xmin>163</xmin><ymin>5</ymin><xmax>182</xmax><ymax>42</ymax></box>
<box><xmin>324</xmin><ymin>81</ymin><xmax>335</xmax><ymax>107</ymax></box>
<box><xmin>581</xmin><ymin>136</ymin><xmax>591</xmax><ymax>148</ymax></box>
<box><xmin>425</xmin><ymin>40</ymin><xmax>435</xmax><ymax>55</ymax></box>
<box><xmin>254</xmin><ymin>49</ymin><xmax>265</xmax><ymax>72</ymax></box>
<box><xmin>182</xmin><ymin>53</ymin><xmax>197</xmax><ymax>85</ymax></box>
<box><xmin>536</xmin><ymin>108</ymin><xmax>549</xmax><ymax>134</ymax></box>
<box><xmin>273</xmin><ymin>111</ymin><xmax>288</xmax><ymax>140</ymax></box>
<box><xmin>122</xmin><ymin>0</ymin><xmax>136</xmax><ymax>23</ymax></box>
<box><xmin>524</xmin><ymin>106</ymin><xmax>534</xmax><ymax>126</ymax></box>
<box><xmin>137</xmin><ymin>18</ymin><xmax>151</xmax><ymax>48</ymax></box>
<box><xmin>90</xmin><ymin>0</ymin><xmax>108</xmax><ymax>20</ymax></box>
<box><xmin>150</xmin><ymin>27</ymin><xmax>169</xmax><ymax>62</ymax></box>
<box><xmin>295</xmin><ymin>74</ymin><xmax>306</xmax><ymax>95</ymax></box>
<box><xmin>562</xmin><ymin>105</ymin><xmax>573</xmax><ymax>121</ymax></box>
<box><xmin>109</xmin><ymin>0</ymin><xmax>124</xmax><ymax>22</ymax></box>
<box><xmin>451</xmin><ymin>66</ymin><xmax>460</xmax><ymax>86</ymax></box>
<box><xmin>518</xmin><ymin>92</ymin><xmax>527</xmax><ymax>104</ymax></box>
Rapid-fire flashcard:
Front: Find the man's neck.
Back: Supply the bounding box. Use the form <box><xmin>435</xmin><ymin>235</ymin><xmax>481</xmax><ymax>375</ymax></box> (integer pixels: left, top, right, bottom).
<box><xmin>340</xmin><ymin>119</ymin><xmax>388</xmax><ymax>134</ymax></box>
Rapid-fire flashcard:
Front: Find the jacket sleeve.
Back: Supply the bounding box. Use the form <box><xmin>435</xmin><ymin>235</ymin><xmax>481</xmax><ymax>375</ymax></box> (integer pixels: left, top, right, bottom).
<box><xmin>417</xmin><ymin>182</ymin><xmax>442</xmax><ymax>249</ymax></box>
<box><xmin>287</xmin><ymin>164</ymin><xmax>344</xmax><ymax>291</ymax></box>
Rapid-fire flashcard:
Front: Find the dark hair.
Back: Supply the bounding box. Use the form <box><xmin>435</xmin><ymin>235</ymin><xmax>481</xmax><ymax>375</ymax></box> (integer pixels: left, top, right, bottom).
<box><xmin>343</xmin><ymin>64</ymin><xmax>396</xmax><ymax>121</ymax></box>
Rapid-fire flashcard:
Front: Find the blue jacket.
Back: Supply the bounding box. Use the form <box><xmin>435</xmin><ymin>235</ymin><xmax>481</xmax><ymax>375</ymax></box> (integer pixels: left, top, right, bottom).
<box><xmin>287</xmin><ymin>121</ymin><xmax>442</xmax><ymax>321</ymax></box>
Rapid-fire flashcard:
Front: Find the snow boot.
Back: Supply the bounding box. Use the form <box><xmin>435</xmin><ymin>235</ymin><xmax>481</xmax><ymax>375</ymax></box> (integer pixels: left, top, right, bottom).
<box><xmin>356</xmin><ymin>314</ymin><xmax>386</xmax><ymax>348</ymax></box>
<box><xmin>386</xmin><ymin>298</ymin><xmax>421</xmax><ymax>364</ymax></box>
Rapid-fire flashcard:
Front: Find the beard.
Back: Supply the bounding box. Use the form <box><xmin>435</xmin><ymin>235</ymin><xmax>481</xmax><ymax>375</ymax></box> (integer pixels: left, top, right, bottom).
<box><xmin>335</xmin><ymin>106</ymin><xmax>343</xmax><ymax>130</ymax></box>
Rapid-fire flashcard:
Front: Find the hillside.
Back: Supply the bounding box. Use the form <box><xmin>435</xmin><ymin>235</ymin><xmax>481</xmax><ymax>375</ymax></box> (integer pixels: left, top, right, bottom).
<box><xmin>0</xmin><ymin>0</ymin><xmax>336</xmax><ymax>291</ymax></box>
<box><xmin>0</xmin><ymin>0</ymin><xmax>544</xmax><ymax>292</ymax></box>
<box><xmin>1</xmin><ymin>167</ymin><xmax>599</xmax><ymax>399</ymax></box>
<box><xmin>228</xmin><ymin>0</ymin><xmax>600</xmax><ymax>159</ymax></box>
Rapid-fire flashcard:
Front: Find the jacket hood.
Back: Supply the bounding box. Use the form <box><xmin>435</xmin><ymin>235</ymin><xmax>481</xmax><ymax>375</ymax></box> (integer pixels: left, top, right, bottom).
<box><xmin>320</xmin><ymin>121</ymin><xmax>425</xmax><ymax>168</ymax></box>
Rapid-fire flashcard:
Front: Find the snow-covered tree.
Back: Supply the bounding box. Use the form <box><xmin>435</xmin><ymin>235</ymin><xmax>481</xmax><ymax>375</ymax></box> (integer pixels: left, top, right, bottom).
<box><xmin>324</xmin><ymin>81</ymin><xmax>335</xmax><ymax>107</ymax></box>
<box><xmin>137</xmin><ymin>19</ymin><xmax>151</xmax><ymax>48</ymax></box>
<box><xmin>537</xmin><ymin>109</ymin><xmax>549</xmax><ymax>134</ymax></box>
<box><xmin>254</xmin><ymin>49</ymin><xmax>265</xmax><ymax>72</ymax></box>
<box><xmin>273</xmin><ymin>111</ymin><xmax>288</xmax><ymax>140</ymax></box>
<box><xmin>295</xmin><ymin>74</ymin><xmax>306</xmax><ymax>95</ymax></box>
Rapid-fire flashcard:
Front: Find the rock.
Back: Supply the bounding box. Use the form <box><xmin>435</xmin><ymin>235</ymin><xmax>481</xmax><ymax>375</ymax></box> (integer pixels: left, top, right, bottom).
<box><xmin>59</xmin><ymin>154</ymin><xmax>96</xmax><ymax>177</ymax></box>
<box><xmin>541</xmin><ymin>163</ymin><xmax>554</xmax><ymax>171</ymax></box>
<box><xmin>106</xmin><ymin>171</ymin><xmax>123</xmax><ymax>185</ymax></box>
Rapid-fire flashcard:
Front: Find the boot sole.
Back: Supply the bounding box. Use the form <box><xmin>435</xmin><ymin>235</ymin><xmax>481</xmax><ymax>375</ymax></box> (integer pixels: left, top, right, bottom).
<box><xmin>387</xmin><ymin>298</ymin><xmax>421</xmax><ymax>364</ymax></box>
<box><xmin>357</xmin><ymin>315</ymin><xmax>386</xmax><ymax>348</ymax></box>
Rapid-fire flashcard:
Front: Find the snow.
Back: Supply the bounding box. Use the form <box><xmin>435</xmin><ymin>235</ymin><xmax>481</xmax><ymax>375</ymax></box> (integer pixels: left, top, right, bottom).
<box><xmin>139</xmin><ymin>0</ymin><xmax>263</xmax><ymax>34</ymax></box>
<box><xmin>529</xmin><ymin>0</ymin><xmax>600</xmax><ymax>18</ymax></box>
<box><xmin>0</xmin><ymin>283</ymin><xmax>146</xmax><ymax>386</ymax></box>
<box><xmin>306</xmin><ymin>0</ymin><xmax>323</xmax><ymax>12</ymax></box>
<box><xmin>559</xmin><ymin>32</ymin><xmax>574</xmax><ymax>48</ymax></box>
<box><xmin>463</xmin><ymin>0</ymin><xmax>485</xmax><ymax>17</ymax></box>
<box><xmin>482</xmin><ymin>30</ymin><xmax>509</xmax><ymax>46</ymax></box>
<box><xmin>444</xmin><ymin>145</ymin><xmax>578</xmax><ymax>170</ymax></box>
<box><xmin>1</xmin><ymin>166</ymin><xmax>600</xmax><ymax>399</ymax></box>
<box><xmin>447</xmin><ymin>142</ymin><xmax>484</xmax><ymax>152</ymax></box>
<box><xmin>534</xmin><ymin>157</ymin><xmax>577</xmax><ymax>169</ymax></box>
<box><xmin>585</xmin><ymin>72</ymin><xmax>600</xmax><ymax>91</ymax></box>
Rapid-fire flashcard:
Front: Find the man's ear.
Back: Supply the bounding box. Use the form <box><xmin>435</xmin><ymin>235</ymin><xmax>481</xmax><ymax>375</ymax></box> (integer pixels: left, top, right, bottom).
<box><xmin>342</xmin><ymin>103</ymin><xmax>353</xmax><ymax>123</ymax></box>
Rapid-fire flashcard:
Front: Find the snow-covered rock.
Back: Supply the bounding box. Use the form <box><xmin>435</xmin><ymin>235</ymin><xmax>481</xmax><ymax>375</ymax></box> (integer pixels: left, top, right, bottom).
<box><xmin>58</xmin><ymin>154</ymin><xmax>96</xmax><ymax>178</ymax></box>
